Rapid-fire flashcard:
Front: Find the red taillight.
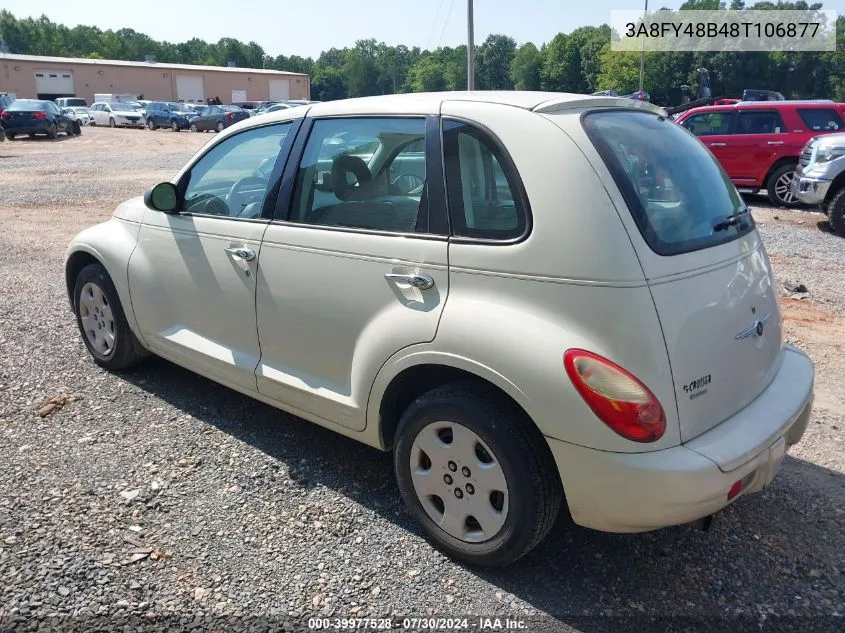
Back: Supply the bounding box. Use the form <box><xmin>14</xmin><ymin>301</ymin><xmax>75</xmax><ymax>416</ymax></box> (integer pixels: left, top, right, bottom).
<box><xmin>225</xmin><ymin>113</ymin><xmax>233</xmax><ymax>121</ymax></box>
<box><xmin>563</xmin><ymin>349</ymin><xmax>666</xmax><ymax>443</ymax></box>
<box><xmin>727</xmin><ymin>480</ymin><xmax>743</xmax><ymax>501</ymax></box>
<box><xmin>0</xmin><ymin>111</ymin><xmax>9</xmax><ymax>119</ymax></box>
<box><xmin>32</xmin><ymin>112</ymin><xmax>47</xmax><ymax>119</ymax></box>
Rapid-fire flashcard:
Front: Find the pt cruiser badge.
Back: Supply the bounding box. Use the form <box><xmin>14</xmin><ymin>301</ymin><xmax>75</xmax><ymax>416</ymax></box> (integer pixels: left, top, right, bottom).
<box><xmin>735</xmin><ymin>312</ymin><xmax>771</xmax><ymax>340</ymax></box>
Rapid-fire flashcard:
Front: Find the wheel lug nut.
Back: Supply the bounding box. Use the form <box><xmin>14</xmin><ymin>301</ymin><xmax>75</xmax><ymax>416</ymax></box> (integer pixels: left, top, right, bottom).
<box><xmin>466</xmin><ymin>484</ymin><xmax>475</xmax><ymax>495</ymax></box>
<box><xmin>461</xmin><ymin>466</ymin><xmax>471</xmax><ymax>477</ymax></box>
<box><xmin>454</xmin><ymin>488</ymin><xmax>463</xmax><ymax>499</ymax></box>
<box><xmin>447</xmin><ymin>461</ymin><xmax>457</xmax><ymax>472</ymax></box>
<box><xmin>443</xmin><ymin>474</ymin><xmax>453</xmax><ymax>485</ymax></box>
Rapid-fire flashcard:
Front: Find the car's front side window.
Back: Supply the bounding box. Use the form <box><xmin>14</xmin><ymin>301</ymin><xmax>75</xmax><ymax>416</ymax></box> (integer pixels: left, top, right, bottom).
<box><xmin>681</xmin><ymin>112</ymin><xmax>731</xmax><ymax>136</ymax></box>
<box><xmin>289</xmin><ymin>117</ymin><xmax>428</xmax><ymax>233</ymax></box>
<box><xmin>181</xmin><ymin>123</ymin><xmax>292</xmax><ymax>219</ymax></box>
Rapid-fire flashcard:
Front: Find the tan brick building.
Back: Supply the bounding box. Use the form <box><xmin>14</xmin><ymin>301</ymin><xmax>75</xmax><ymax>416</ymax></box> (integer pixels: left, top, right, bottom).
<box><xmin>0</xmin><ymin>53</ymin><xmax>310</xmax><ymax>105</ymax></box>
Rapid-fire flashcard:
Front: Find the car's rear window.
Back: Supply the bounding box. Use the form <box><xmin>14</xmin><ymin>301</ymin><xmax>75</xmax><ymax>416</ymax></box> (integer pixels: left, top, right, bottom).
<box><xmin>583</xmin><ymin>110</ymin><xmax>752</xmax><ymax>256</ymax></box>
<box><xmin>7</xmin><ymin>100</ymin><xmax>46</xmax><ymax>111</ymax></box>
<box><xmin>797</xmin><ymin>108</ymin><xmax>844</xmax><ymax>132</ymax></box>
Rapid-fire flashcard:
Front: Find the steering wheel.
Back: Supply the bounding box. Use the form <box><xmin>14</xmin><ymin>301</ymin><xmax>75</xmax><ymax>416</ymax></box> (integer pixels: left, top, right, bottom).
<box><xmin>332</xmin><ymin>155</ymin><xmax>373</xmax><ymax>201</ymax></box>
<box><xmin>226</xmin><ymin>176</ymin><xmax>267</xmax><ymax>217</ymax></box>
<box><xmin>391</xmin><ymin>173</ymin><xmax>424</xmax><ymax>196</ymax></box>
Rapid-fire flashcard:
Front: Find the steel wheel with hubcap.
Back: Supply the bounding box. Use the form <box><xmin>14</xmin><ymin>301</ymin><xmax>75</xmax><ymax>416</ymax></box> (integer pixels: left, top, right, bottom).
<box><xmin>171</xmin><ymin>120</ymin><xmax>179</xmax><ymax>132</ymax></box>
<box><xmin>72</xmin><ymin>263</ymin><xmax>148</xmax><ymax>370</ymax></box>
<box><xmin>393</xmin><ymin>382</ymin><xmax>562</xmax><ymax>567</ymax></box>
<box><xmin>190</xmin><ymin>122</ymin><xmax>198</xmax><ymax>133</ymax></box>
<box><xmin>147</xmin><ymin>118</ymin><xmax>157</xmax><ymax>131</ymax></box>
<box><xmin>109</xmin><ymin>118</ymin><xmax>116</xmax><ymax>128</ymax></box>
<box><xmin>767</xmin><ymin>164</ymin><xmax>800</xmax><ymax>207</ymax></box>
<box><xmin>216</xmin><ymin>121</ymin><xmax>224</xmax><ymax>132</ymax></box>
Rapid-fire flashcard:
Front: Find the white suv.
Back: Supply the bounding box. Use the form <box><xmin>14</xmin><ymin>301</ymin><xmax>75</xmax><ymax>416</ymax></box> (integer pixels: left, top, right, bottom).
<box><xmin>65</xmin><ymin>92</ymin><xmax>814</xmax><ymax>567</ymax></box>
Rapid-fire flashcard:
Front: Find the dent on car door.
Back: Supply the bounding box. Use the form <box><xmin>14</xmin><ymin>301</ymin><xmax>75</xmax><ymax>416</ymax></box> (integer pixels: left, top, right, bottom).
<box><xmin>127</xmin><ymin>121</ymin><xmax>296</xmax><ymax>391</ymax></box>
<box><xmin>254</xmin><ymin>115</ymin><xmax>449</xmax><ymax>430</ymax></box>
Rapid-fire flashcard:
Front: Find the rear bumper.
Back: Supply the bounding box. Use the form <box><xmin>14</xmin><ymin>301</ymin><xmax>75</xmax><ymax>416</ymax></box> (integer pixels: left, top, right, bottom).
<box><xmin>791</xmin><ymin>173</ymin><xmax>831</xmax><ymax>205</ymax></box>
<box><xmin>3</xmin><ymin>123</ymin><xmax>50</xmax><ymax>135</ymax></box>
<box><xmin>548</xmin><ymin>345</ymin><xmax>814</xmax><ymax>533</ymax></box>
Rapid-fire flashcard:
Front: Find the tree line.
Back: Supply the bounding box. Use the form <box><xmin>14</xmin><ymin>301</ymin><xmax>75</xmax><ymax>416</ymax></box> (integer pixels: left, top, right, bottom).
<box><xmin>0</xmin><ymin>0</ymin><xmax>842</xmax><ymax>106</ymax></box>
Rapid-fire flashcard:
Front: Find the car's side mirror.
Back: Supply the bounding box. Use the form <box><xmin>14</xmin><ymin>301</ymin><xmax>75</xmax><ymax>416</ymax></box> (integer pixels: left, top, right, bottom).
<box><xmin>144</xmin><ymin>182</ymin><xmax>179</xmax><ymax>213</ymax></box>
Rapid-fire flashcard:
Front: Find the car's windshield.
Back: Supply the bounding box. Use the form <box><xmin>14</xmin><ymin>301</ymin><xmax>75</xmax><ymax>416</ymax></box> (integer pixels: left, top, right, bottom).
<box><xmin>111</xmin><ymin>103</ymin><xmax>140</xmax><ymax>112</ymax></box>
<box><xmin>583</xmin><ymin>110</ymin><xmax>751</xmax><ymax>256</ymax></box>
<box><xmin>221</xmin><ymin>106</ymin><xmax>241</xmax><ymax>112</ymax></box>
<box><xmin>64</xmin><ymin>98</ymin><xmax>87</xmax><ymax>107</ymax></box>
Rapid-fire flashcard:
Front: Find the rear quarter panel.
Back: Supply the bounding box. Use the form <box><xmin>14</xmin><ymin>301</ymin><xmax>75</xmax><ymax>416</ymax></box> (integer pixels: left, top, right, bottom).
<box><xmin>409</xmin><ymin>102</ymin><xmax>680</xmax><ymax>453</ymax></box>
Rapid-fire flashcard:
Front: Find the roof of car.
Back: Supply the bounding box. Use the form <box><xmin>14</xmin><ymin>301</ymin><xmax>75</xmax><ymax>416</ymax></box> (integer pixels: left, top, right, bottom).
<box><xmin>251</xmin><ymin>91</ymin><xmax>663</xmax><ymax>124</ymax></box>
<box><xmin>680</xmin><ymin>100</ymin><xmax>842</xmax><ymax>116</ymax></box>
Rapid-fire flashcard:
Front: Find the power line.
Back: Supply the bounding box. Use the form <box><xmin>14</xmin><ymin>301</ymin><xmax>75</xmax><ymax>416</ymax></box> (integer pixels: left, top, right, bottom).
<box><xmin>437</xmin><ymin>0</ymin><xmax>456</xmax><ymax>48</ymax></box>
<box><xmin>426</xmin><ymin>0</ymin><xmax>446</xmax><ymax>50</ymax></box>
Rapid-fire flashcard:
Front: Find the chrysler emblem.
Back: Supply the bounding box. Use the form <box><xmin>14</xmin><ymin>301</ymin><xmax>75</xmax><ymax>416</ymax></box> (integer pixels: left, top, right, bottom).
<box><xmin>735</xmin><ymin>313</ymin><xmax>770</xmax><ymax>340</ymax></box>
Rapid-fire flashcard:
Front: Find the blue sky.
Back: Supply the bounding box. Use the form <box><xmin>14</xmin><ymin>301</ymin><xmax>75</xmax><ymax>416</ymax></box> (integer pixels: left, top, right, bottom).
<box><xmin>2</xmin><ymin>0</ymin><xmax>688</xmax><ymax>59</ymax></box>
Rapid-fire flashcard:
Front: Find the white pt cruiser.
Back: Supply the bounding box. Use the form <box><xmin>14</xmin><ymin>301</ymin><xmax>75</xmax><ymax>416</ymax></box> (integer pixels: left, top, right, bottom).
<box><xmin>65</xmin><ymin>92</ymin><xmax>814</xmax><ymax>567</ymax></box>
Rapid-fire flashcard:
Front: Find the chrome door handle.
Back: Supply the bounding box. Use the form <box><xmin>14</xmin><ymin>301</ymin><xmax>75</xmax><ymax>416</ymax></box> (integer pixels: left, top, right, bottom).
<box><xmin>384</xmin><ymin>273</ymin><xmax>434</xmax><ymax>290</ymax></box>
<box><xmin>709</xmin><ymin>142</ymin><xmax>726</xmax><ymax>147</ymax></box>
<box><xmin>767</xmin><ymin>141</ymin><xmax>784</xmax><ymax>145</ymax></box>
<box><xmin>224</xmin><ymin>246</ymin><xmax>256</xmax><ymax>261</ymax></box>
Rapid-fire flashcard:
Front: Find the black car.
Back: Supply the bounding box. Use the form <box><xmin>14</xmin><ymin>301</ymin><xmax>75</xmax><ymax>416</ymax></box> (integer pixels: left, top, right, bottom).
<box><xmin>189</xmin><ymin>105</ymin><xmax>250</xmax><ymax>133</ymax></box>
<box><xmin>0</xmin><ymin>99</ymin><xmax>79</xmax><ymax>139</ymax></box>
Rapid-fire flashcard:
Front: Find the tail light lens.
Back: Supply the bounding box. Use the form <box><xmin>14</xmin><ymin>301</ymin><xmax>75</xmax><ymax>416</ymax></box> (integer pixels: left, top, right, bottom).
<box><xmin>564</xmin><ymin>349</ymin><xmax>666</xmax><ymax>443</ymax></box>
<box><xmin>32</xmin><ymin>112</ymin><xmax>47</xmax><ymax>119</ymax></box>
<box><xmin>225</xmin><ymin>113</ymin><xmax>233</xmax><ymax>121</ymax></box>
<box><xmin>0</xmin><ymin>111</ymin><xmax>10</xmax><ymax>119</ymax></box>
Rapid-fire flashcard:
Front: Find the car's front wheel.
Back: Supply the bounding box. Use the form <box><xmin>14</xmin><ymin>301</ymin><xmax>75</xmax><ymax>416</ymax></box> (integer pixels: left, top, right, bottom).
<box><xmin>190</xmin><ymin>123</ymin><xmax>198</xmax><ymax>133</ymax></box>
<box><xmin>72</xmin><ymin>263</ymin><xmax>147</xmax><ymax>370</ymax></box>
<box><xmin>767</xmin><ymin>163</ymin><xmax>800</xmax><ymax>208</ymax></box>
<box><xmin>147</xmin><ymin>118</ymin><xmax>157</xmax><ymax>131</ymax></box>
<box><xmin>827</xmin><ymin>188</ymin><xmax>845</xmax><ymax>237</ymax></box>
<box><xmin>171</xmin><ymin>120</ymin><xmax>179</xmax><ymax>132</ymax></box>
<box><xmin>393</xmin><ymin>382</ymin><xmax>562</xmax><ymax>567</ymax></box>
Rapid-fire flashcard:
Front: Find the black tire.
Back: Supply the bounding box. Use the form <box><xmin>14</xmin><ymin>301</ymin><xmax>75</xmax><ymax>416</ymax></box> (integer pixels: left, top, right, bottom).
<box><xmin>109</xmin><ymin>118</ymin><xmax>116</xmax><ymax>128</ymax></box>
<box><xmin>216</xmin><ymin>121</ymin><xmax>224</xmax><ymax>133</ymax></box>
<box><xmin>189</xmin><ymin>122</ymin><xmax>198</xmax><ymax>133</ymax></box>
<box><xmin>827</xmin><ymin>188</ymin><xmax>845</xmax><ymax>237</ymax></box>
<box><xmin>47</xmin><ymin>124</ymin><xmax>57</xmax><ymax>140</ymax></box>
<box><xmin>171</xmin><ymin>120</ymin><xmax>179</xmax><ymax>132</ymax></box>
<box><xmin>6</xmin><ymin>132</ymin><xmax>15</xmax><ymax>140</ymax></box>
<box><xmin>393</xmin><ymin>382</ymin><xmax>562</xmax><ymax>567</ymax></box>
<box><xmin>72</xmin><ymin>263</ymin><xmax>148</xmax><ymax>370</ymax></box>
<box><xmin>74</xmin><ymin>121</ymin><xmax>82</xmax><ymax>136</ymax></box>
<box><xmin>147</xmin><ymin>118</ymin><xmax>157</xmax><ymax>131</ymax></box>
<box><xmin>767</xmin><ymin>163</ymin><xmax>800</xmax><ymax>208</ymax></box>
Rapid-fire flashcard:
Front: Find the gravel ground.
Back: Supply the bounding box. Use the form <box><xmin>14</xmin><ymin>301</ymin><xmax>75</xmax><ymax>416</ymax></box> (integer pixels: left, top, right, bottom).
<box><xmin>0</xmin><ymin>128</ymin><xmax>843</xmax><ymax>633</ymax></box>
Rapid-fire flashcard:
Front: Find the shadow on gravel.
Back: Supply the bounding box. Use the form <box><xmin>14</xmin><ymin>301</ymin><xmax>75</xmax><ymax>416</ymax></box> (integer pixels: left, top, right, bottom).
<box><xmin>120</xmin><ymin>357</ymin><xmax>845</xmax><ymax>633</ymax></box>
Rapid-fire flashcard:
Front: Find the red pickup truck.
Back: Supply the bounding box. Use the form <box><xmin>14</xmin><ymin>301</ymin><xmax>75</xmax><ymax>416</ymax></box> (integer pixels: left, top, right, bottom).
<box><xmin>675</xmin><ymin>101</ymin><xmax>845</xmax><ymax>207</ymax></box>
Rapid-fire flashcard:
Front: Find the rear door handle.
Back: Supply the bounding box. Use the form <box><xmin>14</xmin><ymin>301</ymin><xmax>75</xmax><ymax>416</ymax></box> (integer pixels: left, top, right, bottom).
<box><xmin>767</xmin><ymin>141</ymin><xmax>784</xmax><ymax>145</ymax></box>
<box><xmin>224</xmin><ymin>246</ymin><xmax>256</xmax><ymax>261</ymax></box>
<box><xmin>384</xmin><ymin>273</ymin><xmax>434</xmax><ymax>290</ymax></box>
<box><xmin>709</xmin><ymin>142</ymin><xmax>726</xmax><ymax>147</ymax></box>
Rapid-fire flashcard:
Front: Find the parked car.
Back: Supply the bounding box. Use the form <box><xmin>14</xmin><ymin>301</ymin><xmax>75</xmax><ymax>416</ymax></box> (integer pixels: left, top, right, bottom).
<box><xmin>145</xmin><ymin>101</ymin><xmax>196</xmax><ymax>131</ymax></box>
<box><xmin>64</xmin><ymin>91</ymin><xmax>814</xmax><ymax>567</ymax></box>
<box><xmin>231</xmin><ymin>101</ymin><xmax>261</xmax><ymax>115</ymax></box>
<box><xmin>792</xmin><ymin>132</ymin><xmax>845</xmax><ymax>235</ymax></box>
<box><xmin>89</xmin><ymin>102</ymin><xmax>145</xmax><ymax>128</ymax></box>
<box><xmin>675</xmin><ymin>100</ymin><xmax>845</xmax><ymax>206</ymax></box>
<box><xmin>256</xmin><ymin>103</ymin><xmax>293</xmax><ymax>116</ymax></box>
<box><xmin>63</xmin><ymin>106</ymin><xmax>92</xmax><ymax>126</ymax></box>
<box><xmin>1</xmin><ymin>98</ymin><xmax>79</xmax><ymax>139</ymax></box>
<box><xmin>187</xmin><ymin>104</ymin><xmax>206</xmax><ymax>115</ymax></box>
<box><xmin>189</xmin><ymin>105</ymin><xmax>251</xmax><ymax>133</ymax></box>
<box><xmin>55</xmin><ymin>97</ymin><xmax>89</xmax><ymax>109</ymax></box>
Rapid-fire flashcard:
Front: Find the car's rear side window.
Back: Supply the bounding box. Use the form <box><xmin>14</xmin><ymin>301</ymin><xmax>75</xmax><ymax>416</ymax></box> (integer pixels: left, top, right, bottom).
<box><xmin>735</xmin><ymin>110</ymin><xmax>786</xmax><ymax>135</ymax></box>
<box><xmin>583</xmin><ymin>110</ymin><xmax>752</xmax><ymax>256</ymax></box>
<box><xmin>442</xmin><ymin>119</ymin><xmax>527</xmax><ymax>241</ymax></box>
<box><xmin>797</xmin><ymin>108</ymin><xmax>844</xmax><ymax>132</ymax></box>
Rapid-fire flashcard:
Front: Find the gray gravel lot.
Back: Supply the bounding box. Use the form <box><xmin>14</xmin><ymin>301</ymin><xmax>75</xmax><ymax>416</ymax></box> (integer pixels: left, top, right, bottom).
<box><xmin>0</xmin><ymin>128</ymin><xmax>843</xmax><ymax>633</ymax></box>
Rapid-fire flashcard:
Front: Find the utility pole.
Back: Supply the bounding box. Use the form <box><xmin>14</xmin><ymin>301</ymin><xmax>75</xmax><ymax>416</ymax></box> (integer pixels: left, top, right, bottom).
<box><xmin>467</xmin><ymin>0</ymin><xmax>475</xmax><ymax>90</ymax></box>
<box><xmin>638</xmin><ymin>0</ymin><xmax>648</xmax><ymax>94</ymax></box>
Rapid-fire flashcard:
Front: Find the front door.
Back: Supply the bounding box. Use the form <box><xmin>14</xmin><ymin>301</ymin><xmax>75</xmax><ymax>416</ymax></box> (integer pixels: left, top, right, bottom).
<box><xmin>128</xmin><ymin>121</ymin><xmax>296</xmax><ymax>392</ymax></box>
<box><xmin>255</xmin><ymin>115</ymin><xmax>449</xmax><ymax>430</ymax></box>
<box><xmin>679</xmin><ymin>110</ymin><xmax>738</xmax><ymax>177</ymax></box>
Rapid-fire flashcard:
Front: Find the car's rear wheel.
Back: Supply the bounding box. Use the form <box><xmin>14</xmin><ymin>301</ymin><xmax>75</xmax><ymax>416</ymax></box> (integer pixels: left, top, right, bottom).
<box><xmin>109</xmin><ymin>118</ymin><xmax>116</xmax><ymax>128</ymax></box>
<box><xmin>767</xmin><ymin>164</ymin><xmax>800</xmax><ymax>208</ymax></box>
<box><xmin>826</xmin><ymin>188</ymin><xmax>845</xmax><ymax>237</ymax></box>
<box><xmin>190</xmin><ymin>123</ymin><xmax>198</xmax><ymax>133</ymax></box>
<box><xmin>216</xmin><ymin>121</ymin><xmax>224</xmax><ymax>132</ymax></box>
<box><xmin>393</xmin><ymin>382</ymin><xmax>562</xmax><ymax>567</ymax></box>
<box><xmin>6</xmin><ymin>133</ymin><xmax>15</xmax><ymax>140</ymax></box>
<box><xmin>47</xmin><ymin>123</ymin><xmax>57</xmax><ymax>139</ymax></box>
<box><xmin>72</xmin><ymin>263</ymin><xmax>148</xmax><ymax>370</ymax></box>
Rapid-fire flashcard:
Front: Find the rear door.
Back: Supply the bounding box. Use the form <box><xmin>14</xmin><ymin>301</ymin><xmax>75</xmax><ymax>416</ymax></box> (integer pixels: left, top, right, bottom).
<box><xmin>678</xmin><ymin>110</ymin><xmax>737</xmax><ymax>175</ymax></box>
<box><xmin>254</xmin><ymin>114</ymin><xmax>449</xmax><ymax>430</ymax></box>
<box><xmin>580</xmin><ymin>109</ymin><xmax>784</xmax><ymax>443</ymax></box>
<box><xmin>729</xmin><ymin>109</ymin><xmax>789</xmax><ymax>186</ymax></box>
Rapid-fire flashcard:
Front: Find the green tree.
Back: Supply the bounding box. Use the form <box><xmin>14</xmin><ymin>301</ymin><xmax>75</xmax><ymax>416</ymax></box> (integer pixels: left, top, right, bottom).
<box><xmin>510</xmin><ymin>43</ymin><xmax>542</xmax><ymax>90</ymax></box>
<box><xmin>477</xmin><ymin>34</ymin><xmax>517</xmax><ymax>89</ymax></box>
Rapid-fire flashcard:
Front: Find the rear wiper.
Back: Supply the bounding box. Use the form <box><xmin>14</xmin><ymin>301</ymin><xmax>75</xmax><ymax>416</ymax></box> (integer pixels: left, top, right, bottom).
<box><xmin>713</xmin><ymin>209</ymin><xmax>750</xmax><ymax>232</ymax></box>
